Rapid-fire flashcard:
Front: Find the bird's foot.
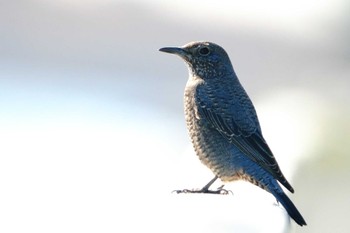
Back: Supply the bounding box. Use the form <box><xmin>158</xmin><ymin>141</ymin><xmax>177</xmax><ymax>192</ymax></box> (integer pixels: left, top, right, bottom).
<box><xmin>216</xmin><ymin>185</ymin><xmax>233</xmax><ymax>195</ymax></box>
<box><xmin>172</xmin><ymin>186</ymin><xmax>232</xmax><ymax>195</ymax></box>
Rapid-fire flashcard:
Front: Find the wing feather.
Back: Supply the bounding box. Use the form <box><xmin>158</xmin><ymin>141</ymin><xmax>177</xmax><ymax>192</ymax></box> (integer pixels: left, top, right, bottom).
<box><xmin>196</xmin><ymin>93</ymin><xmax>294</xmax><ymax>193</ymax></box>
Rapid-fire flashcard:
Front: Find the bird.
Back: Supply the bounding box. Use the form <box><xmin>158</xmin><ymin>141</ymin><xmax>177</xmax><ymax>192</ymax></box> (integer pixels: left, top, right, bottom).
<box><xmin>159</xmin><ymin>41</ymin><xmax>307</xmax><ymax>226</ymax></box>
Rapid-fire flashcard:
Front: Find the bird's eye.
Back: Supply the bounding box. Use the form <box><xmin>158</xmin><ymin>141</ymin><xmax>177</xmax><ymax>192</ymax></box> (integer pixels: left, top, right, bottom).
<box><xmin>198</xmin><ymin>46</ymin><xmax>210</xmax><ymax>56</ymax></box>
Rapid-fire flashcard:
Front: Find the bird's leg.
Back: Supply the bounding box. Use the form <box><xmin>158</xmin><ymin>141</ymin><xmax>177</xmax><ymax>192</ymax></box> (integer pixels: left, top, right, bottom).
<box><xmin>199</xmin><ymin>176</ymin><xmax>219</xmax><ymax>192</ymax></box>
<box><xmin>173</xmin><ymin>176</ymin><xmax>232</xmax><ymax>195</ymax></box>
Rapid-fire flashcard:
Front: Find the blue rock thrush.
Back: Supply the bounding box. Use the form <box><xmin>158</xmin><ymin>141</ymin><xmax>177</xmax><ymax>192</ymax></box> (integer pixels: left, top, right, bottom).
<box><xmin>159</xmin><ymin>41</ymin><xmax>306</xmax><ymax>226</ymax></box>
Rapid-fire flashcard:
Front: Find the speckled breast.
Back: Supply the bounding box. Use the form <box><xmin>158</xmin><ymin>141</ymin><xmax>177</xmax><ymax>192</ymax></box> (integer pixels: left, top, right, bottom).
<box><xmin>183</xmin><ymin>79</ymin><xmax>243</xmax><ymax>182</ymax></box>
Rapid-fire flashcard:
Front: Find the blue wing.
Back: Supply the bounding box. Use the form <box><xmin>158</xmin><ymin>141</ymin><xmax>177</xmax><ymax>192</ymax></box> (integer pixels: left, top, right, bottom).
<box><xmin>195</xmin><ymin>84</ymin><xmax>294</xmax><ymax>193</ymax></box>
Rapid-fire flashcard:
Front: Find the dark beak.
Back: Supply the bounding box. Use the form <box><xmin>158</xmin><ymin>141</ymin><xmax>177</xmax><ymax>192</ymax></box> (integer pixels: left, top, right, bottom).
<box><xmin>159</xmin><ymin>47</ymin><xmax>187</xmax><ymax>56</ymax></box>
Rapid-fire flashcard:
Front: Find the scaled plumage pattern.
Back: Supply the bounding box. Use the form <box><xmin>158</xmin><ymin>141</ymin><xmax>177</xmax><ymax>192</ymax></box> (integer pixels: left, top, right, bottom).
<box><xmin>160</xmin><ymin>41</ymin><xmax>306</xmax><ymax>226</ymax></box>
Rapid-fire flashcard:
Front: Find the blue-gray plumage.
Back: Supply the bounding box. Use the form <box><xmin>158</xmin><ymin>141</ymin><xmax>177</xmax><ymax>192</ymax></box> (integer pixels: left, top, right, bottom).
<box><xmin>159</xmin><ymin>41</ymin><xmax>306</xmax><ymax>226</ymax></box>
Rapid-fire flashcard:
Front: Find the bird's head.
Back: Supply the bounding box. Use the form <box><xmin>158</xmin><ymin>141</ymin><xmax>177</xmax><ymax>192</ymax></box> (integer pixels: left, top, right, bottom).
<box><xmin>159</xmin><ymin>41</ymin><xmax>234</xmax><ymax>80</ymax></box>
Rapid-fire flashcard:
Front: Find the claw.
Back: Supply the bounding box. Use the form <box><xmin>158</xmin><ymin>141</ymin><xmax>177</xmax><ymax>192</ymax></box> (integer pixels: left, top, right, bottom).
<box><xmin>172</xmin><ymin>187</ymin><xmax>233</xmax><ymax>195</ymax></box>
<box><xmin>172</xmin><ymin>176</ymin><xmax>232</xmax><ymax>195</ymax></box>
<box><xmin>172</xmin><ymin>189</ymin><xmax>193</xmax><ymax>194</ymax></box>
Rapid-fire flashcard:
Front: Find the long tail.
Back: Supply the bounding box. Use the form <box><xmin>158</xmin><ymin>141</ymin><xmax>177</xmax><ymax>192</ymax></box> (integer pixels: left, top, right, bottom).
<box><xmin>274</xmin><ymin>191</ymin><xmax>307</xmax><ymax>226</ymax></box>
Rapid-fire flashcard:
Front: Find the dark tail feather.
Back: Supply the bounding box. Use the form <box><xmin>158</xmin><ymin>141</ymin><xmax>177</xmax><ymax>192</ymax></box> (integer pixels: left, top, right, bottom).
<box><xmin>274</xmin><ymin>191</ymin><xmax>307</xmax><ymax>226</ymax></box>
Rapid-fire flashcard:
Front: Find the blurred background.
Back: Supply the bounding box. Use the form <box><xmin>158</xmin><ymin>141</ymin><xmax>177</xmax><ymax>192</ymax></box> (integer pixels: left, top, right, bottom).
<box><xmin>0</xmin><ymin>0</ymin><xmax>349</xmax><ymax>232</ymax></box>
